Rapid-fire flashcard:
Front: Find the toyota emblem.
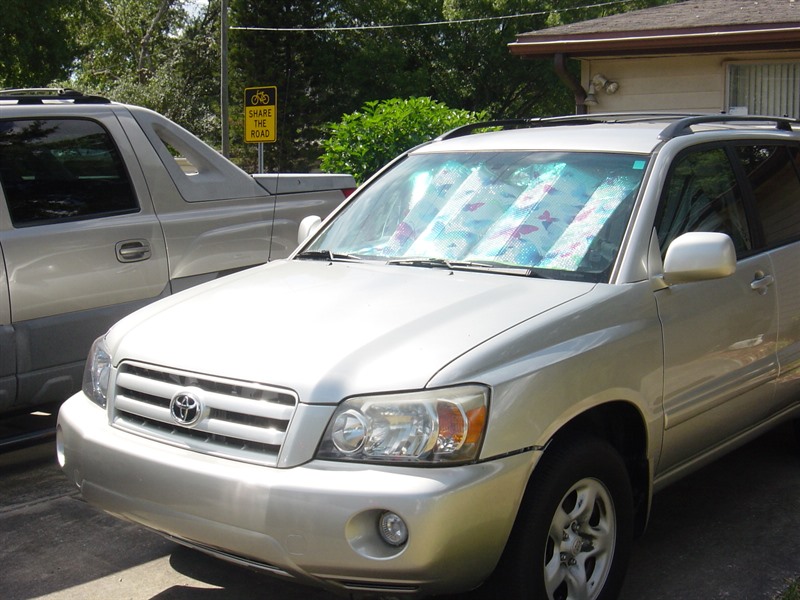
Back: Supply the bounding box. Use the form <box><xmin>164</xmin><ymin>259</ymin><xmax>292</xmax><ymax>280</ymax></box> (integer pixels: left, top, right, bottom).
<box><xmin>170</xmin><ymin>391</ymin><xmax>203</xmax><ymax>426</ymax></box>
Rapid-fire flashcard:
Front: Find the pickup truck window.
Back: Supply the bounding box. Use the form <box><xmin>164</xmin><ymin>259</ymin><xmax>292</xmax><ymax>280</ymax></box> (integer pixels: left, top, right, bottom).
<box><xmin>0</xmin><ymin>118</ymin><xmax>138</xmax><ymax>227</ymax></box>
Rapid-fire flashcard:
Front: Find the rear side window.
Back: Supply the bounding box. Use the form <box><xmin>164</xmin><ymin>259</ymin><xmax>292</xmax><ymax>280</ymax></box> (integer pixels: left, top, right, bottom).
<box><xmin>657</xmin><ymin>146</ymin><xmax>752</xmax><ymax>256</ymax></box>
<box><xmin>735</xmin><ymin>144</ymin><xmax>800</xmax><ymax>247</ymax></box>
<box><xmin>0</xmin><ymin>119</ymin><xmax>138</xmax><ymax>227</ymax></box>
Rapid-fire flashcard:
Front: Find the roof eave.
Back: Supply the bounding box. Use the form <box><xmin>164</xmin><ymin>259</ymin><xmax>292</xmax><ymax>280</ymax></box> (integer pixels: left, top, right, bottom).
<box><xmin>509</xmin><ymin>26</ymin><xmax>800</xmax><ymax>58</ymax></box>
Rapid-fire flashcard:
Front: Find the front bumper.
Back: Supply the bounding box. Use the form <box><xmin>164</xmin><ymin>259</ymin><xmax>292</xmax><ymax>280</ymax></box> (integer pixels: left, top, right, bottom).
<box><xmin>57</xmin><ymin>392</ymin><xmax>538</xmax><ymax>596</ymax></box>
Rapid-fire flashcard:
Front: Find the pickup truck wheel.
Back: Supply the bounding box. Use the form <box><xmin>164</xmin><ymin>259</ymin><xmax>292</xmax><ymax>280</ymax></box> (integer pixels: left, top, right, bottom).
<box><xmin>496</xmin><ymin>437</ymin><xmax>634</xmax><ymax>600</ymax></box>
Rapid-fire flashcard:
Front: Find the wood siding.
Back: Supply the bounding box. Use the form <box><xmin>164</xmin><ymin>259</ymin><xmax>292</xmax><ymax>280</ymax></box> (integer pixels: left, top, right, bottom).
<box><xmin>579</xmin><ymin>52</ymin><xmax>800</xmax><ymax>114</ymax></box>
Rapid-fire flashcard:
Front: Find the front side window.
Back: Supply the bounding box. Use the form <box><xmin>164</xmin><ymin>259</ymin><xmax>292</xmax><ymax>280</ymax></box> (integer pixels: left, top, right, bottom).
<box><xmin>0</xmin><ymin>119</ymin><xmax>138</xmax><ymax>227</ymax></box>
<box><xmin>307</xmin><ymin>151</ymin><xmax>647</xmax><ymax>282</ymax></box>
<box><xmin>657</xmin><ymin>147</ymin><xmax>752</xmax><ymax>256</ymax></box>
<box><xmin>735</xmin><ymin>144</ymin><xmax>800</xmax><ymax>247</ymax></box>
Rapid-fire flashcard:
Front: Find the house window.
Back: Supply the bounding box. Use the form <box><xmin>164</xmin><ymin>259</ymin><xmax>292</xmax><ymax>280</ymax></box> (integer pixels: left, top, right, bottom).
<box><xmin>727</xmin><ymin>62</ymin><xmax>800</xmax><ymax>118</ymax></box>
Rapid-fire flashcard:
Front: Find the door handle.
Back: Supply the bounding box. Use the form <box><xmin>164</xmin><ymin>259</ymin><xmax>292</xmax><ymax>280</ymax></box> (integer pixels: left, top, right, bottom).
<box><xmin>750</xmin><ymin>272</ymin><xmax>775</xmax><ymax>294</ymax></box>
<box><xmin>116</xmin><ymin>239</ymin><xmax>152</xmax><ymax>263</ymax></box>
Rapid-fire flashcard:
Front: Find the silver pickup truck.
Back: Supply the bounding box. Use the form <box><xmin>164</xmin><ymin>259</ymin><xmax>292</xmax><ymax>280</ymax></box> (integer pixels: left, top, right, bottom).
<box><xmin>57</xmin><ymin>113</ymin><xmax>800</xmax><ymax>599</ymax></box>
<box><xmin>0</xmin><ymin>90</ymin><xmax>354</xmax><ymax>414</ymax></box>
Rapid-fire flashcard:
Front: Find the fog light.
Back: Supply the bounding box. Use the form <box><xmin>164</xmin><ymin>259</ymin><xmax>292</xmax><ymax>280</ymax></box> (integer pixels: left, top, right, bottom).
<box><xmin>378</xmin><ymin>511</ymin><xmax>408</xmax><ymax>547</ymax></box>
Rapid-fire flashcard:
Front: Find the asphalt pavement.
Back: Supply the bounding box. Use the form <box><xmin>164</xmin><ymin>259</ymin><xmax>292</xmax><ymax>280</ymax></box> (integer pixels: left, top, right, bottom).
<box><xmin>1</xmin><ymin>412</ymin><xmax>798</xmax><ymax>600</ymax></box>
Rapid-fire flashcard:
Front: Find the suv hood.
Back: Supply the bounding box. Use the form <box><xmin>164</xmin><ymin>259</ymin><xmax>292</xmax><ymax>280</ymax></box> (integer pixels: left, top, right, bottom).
<box><xmin>109</xmin><ymin>260</ymin><xmax>593</xmax><ymax>403</ymax></box>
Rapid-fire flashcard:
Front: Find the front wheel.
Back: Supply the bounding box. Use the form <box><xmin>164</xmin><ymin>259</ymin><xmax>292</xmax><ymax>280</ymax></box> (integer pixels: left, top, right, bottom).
<box><xmin>494</xmin><ymin>436</ymin><xmax>634</xmax><ymax>600</ymax></box>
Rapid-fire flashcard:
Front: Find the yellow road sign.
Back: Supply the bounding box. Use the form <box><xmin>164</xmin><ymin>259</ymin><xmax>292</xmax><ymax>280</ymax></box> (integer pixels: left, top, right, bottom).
<box><xmin>244</xmin><ymin>86</ymin><xmax>277</xmax><ymax>143</ymax></box>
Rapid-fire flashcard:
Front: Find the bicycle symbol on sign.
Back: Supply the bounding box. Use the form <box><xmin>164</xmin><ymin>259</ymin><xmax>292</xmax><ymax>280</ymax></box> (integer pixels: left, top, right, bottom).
<box><xmin>249</xmin><ymin>89</ymin><xmax>273</xmax><ymax>106</ymax></box>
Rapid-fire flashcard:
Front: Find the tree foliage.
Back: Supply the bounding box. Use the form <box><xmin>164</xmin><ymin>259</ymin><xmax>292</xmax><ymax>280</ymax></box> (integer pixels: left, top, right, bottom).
<box><xmin>0</xmin><ymin>0</ymin><xmax>91</xmax><ymax>88</ymax></box>
<box><xmin>73</xmin><ymin>0</ymin><xmax>184</xmax><ymax>88</ymax></box>
<box><xmin>4</xmin><ymin>0</ymin><xmax>682</xmax><ymax>172</ymax></box>
<box><xmin>227</xmin><ymin>0</ymin><xmax>679</xmax><ymax>171</ymax></box>
<box><xmin>228</xmin><ymin>0</ymin><xmax>572</xmax><ymax>172</ymax></box>
<box><xmin>66</xmin><ymin>0</ymin><xmax>222</xmax><ymax>143</ymax></box>
<box><xmin>320</xmin><ymin>97</ymin><xmax>487</xmax><ymax>184</ymax></box>
<box><xmin>227</xmin><ymin>0</ymin><xmax>342</xmax><ymax>171</ymax></box>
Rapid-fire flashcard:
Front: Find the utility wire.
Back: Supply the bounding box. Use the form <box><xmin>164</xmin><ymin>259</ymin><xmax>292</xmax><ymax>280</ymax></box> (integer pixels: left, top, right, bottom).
<box><xmin>231</xmin><ymin>0</ymin><xmax>635</xmax><ymax>32</ymax></box>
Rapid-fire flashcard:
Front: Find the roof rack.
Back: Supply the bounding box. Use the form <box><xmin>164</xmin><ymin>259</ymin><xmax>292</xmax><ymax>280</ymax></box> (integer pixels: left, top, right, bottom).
<box><xmin>437</xmin><ymin>112</ymin><xmax>799</xmax><ymax>142</ymax></box>
<box><xmin>437</xmin><ymin>113</ymin><xmax>701</xmax><ymax>141</ymax></box>
<box><xmin>659</xmin><ymin>114</ymin><xmax>799</xmax><ymax>139</ymax></box>
<box><xmin>437</xmin><ymin>118</ymin><xmax>545</xmax><ymax>140</ymax></box>
<box><xmin>0</xmin><ymin>88</ymin><xmax>111</xmax><ymax>105</ymax></box>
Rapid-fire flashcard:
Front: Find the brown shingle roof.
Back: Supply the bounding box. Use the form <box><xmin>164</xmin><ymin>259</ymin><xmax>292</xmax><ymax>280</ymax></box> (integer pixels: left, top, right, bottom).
<box><xmin>511</xmin><ymin>0</ymin><xmax>800</xmax><ymax>57</ymax></box>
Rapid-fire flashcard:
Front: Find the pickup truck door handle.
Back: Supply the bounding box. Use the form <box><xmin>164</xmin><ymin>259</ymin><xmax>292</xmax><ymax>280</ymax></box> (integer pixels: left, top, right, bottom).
<box><xmin>116</xmin><ymin>239</ymin><xmax>152</xmax><ymax>263</ymax></box>
<box><xmin>750</xmin><ymin>272</ymin><xmax>775</xmax><ymax>294</ymax></box>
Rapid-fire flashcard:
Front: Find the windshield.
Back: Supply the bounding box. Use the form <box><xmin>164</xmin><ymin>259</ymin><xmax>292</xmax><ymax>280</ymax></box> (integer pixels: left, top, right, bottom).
<box><xmin>305</xmin><ymin>151</ymin><xmax>647</xmax><ymax>282</ymax></box>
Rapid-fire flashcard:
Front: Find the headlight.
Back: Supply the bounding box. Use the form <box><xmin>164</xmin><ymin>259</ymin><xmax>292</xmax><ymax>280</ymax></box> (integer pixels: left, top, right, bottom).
<box><xmin>317</xmin><ymin>385</ymin><xmax>489</xmax><ymax>465</ymax></box>
<box><xmin>82</xmin><ymin>336</ymin><xmax>112</xmax><ymax>408</ymax></box>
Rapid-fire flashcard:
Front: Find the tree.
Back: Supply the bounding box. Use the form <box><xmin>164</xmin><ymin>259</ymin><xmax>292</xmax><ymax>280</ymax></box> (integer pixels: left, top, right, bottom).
<box><xmin>71</xmin><ymin>0</ymin><xmax>185</xmax><ymax>89</ymax></box>
<box><xmin>229</xmin><ymin>0</ymin><xmax>552</xmax><ymax>172</ymax></box>
<box><xmin>229</xmin><ymin>0</ymin><xmax>675</xmax><ymax>172</ymax></box>
<box><xmin>0</xmin><ymin>0</ymin><xmax>91</xmax><ymax>88</ymax></box>
<box><xmin>228</xmin><ymin>0</ymin><xmax>345</xmax><ymax>172</ymax></box>
<box><xmin>68</xmin><ymin>0</ymin><xmax>222</xmax><ymax>144</ymax></box>
<box><xmin>5</xmin><ymin>0</ymin><xmax>682</xmax><ymax>169</ymax></box>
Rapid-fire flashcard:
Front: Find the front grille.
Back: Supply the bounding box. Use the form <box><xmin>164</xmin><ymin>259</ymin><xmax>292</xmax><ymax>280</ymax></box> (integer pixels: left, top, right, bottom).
<box><xmin>110</xmin><ymin>361</ymin><xmax>297</xmax><ymax>466</ymax></box>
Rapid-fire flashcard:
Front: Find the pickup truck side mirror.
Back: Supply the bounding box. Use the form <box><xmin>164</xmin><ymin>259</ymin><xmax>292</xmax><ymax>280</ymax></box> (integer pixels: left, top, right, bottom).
<box><xmin>662</xmin><ymin>232</ymin><xmax>736</xmax><ymax>285</ymax></box>
<box><xmin>298</xmin><ymin>215</ymin><xmax>322</xmax><ymax>245</ymax></box>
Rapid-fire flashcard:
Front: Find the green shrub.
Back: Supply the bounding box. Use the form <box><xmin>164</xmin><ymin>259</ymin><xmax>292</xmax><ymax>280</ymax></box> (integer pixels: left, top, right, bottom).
<box><xmin>320</xmin><ymin>97</ymin><xmax>487</xmax><ymax>185</ymax></box>
<box><xmin>779</xmin><ymin>578</ymin><xmax>800</xmax><ymax>600</ymax></box>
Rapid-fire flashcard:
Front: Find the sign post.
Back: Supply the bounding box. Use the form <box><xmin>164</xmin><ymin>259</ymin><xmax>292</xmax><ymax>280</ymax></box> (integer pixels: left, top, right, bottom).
<box><xmin>244</xmin><ymin>86</ymin><xmax>277</xmax><ymax>173</ymax></box>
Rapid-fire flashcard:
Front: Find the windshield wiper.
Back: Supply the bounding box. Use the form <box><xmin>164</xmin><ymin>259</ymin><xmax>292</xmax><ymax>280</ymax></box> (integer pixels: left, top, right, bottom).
<box><xmin>296</xmin><ymin>250</ymin><xmax>363</xmax><ymax>262</ymax></box>
<box><xmin>387</xmin><ymin>257</ymin><xmax>542</xmax><ymax>277</ymax></box>
<box><xmin>387</xmin><ymin>257</ymin><xmax>455</xmax><ymax>269</ymax></box>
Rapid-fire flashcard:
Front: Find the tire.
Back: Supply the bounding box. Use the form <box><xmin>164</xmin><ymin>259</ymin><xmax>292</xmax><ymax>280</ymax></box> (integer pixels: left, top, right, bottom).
<box><xmin>493</xmin><ymin>436</ymin><xmax>634</xmax><ymax>600</ymax></box>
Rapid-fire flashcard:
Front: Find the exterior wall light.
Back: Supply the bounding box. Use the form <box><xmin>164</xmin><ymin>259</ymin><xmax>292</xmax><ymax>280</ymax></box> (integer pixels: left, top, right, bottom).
<box><xmin>592</xmin><ymin>73</ymin><xmax>620</xmax><ymax>94</ymax></box>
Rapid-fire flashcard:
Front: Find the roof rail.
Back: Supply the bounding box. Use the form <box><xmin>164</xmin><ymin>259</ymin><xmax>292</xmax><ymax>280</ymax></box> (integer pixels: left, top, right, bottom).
<box><xmin>0</xmin><ymin>88</ymin><xmax>111</xmax><ymax>105</ymax></box>
<box><xmin>659</xmin><ymin>115</ymin><xmax>799</xmax><ymax>140</ymax></box>
<box><xmin>436</xmin><ymin>112</ymin><xmax>800</xmax><ymax>143</ymax></box>
<box><xmin>437</xmin><ymin>112</ymin><xmax>705</xmax><ymax>141</ymax></box>
<box><xmin>437</xmin><ymin>118</ymin><xmax>541</xmax><ymax>140</ymax></box>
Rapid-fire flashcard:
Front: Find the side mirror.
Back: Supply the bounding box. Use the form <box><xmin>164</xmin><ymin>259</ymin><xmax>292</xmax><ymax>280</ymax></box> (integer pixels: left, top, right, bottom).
<box><xmin>298</xmin><ymin>215</ymin><xmax>322</xmax><ymax>245</ymax></box>
<box><xmin>662</xmin><ymin>232</ymin><xmax>736</xmax><ymax>284</ymax></box>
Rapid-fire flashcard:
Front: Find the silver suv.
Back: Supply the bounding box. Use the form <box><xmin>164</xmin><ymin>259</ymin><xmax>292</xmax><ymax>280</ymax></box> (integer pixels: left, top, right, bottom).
<box><xmin>57</xmin><ymin>114</ymin><xmax>800</xmax><ymax>599</ymax></box>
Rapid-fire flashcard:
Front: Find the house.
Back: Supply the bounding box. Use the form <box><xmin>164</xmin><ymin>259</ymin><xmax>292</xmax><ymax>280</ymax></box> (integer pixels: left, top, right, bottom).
<box><xmin>509</xmin><ymin>0</ymin><xmax>800</xmax><ymax>117</ymax></box>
